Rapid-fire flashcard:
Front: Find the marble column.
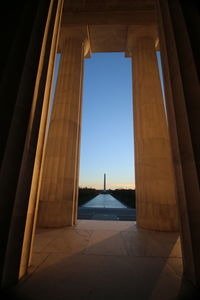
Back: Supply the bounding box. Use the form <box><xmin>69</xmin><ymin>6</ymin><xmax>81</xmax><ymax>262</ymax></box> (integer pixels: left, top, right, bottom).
<box><xmin>0</xmin><ymin>0</ymin><xmax>58</xmax><ymax>288</ymax></box>
<box><xmin>72</xmin><ymin>79</ymin><xmax>83</xmax><ymax>225</ymax></box>
<box><xmin>19</xmin><ymin>0</ymin><xmax>64</xmax><ymax>279</ymax></box>
<box><xmin>156</xmin><ymin>0</ymin><xmax>200</xmax><ymax>285</ymax></box>
<box><xmin>127</xmin><ymin>25</ymin><xmax>179</xmax><ymax>231</ymax></box>
<box><xmin>37</xmin><ymin>26</ymin><xmax>90</xmax><ymax>227</ymax></box>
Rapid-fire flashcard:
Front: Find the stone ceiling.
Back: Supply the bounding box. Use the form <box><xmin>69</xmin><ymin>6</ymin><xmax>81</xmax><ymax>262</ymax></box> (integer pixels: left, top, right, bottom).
<box><xmin>63</xmin><ymin>0</ymin><xmax>155</xmax><ymax>12</ymax></box>
<box><xmin>61</xmin><ymin>0</ymin><xmax>157</xmax><ymax>53</ymax></box>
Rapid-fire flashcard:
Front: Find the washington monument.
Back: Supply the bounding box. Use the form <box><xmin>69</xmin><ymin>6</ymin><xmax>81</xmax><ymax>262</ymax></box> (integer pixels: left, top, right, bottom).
<box><xmin>104</xmin><ymin>173</ymin><xmax>106</xmax><ymax>191</ymax></box>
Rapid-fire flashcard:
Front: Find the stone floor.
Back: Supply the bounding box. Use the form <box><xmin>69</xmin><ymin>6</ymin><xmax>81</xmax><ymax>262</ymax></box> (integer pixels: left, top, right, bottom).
<box><xmin>78</xmin><ymin>207</ymin><xmax>136</xmax><ymax>220</ymax></box>
<box><xmin>11</xmin><ymin>221</ymin><xmax>198</xmax><ymax>299</ymax></box>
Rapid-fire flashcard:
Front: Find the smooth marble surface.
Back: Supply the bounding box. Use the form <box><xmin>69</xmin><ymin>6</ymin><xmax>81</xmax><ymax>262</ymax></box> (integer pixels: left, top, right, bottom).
<box><xmin>11</xmin><ymin>221</ymin><xmax>197</xmax><ymax>300</ymax></box>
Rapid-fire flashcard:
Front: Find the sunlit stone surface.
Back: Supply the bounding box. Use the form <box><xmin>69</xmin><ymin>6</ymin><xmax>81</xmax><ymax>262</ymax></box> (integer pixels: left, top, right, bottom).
<box><xmin>82</xmin><ymin>194</ymin><xmax>127</xmax><ymax>209</ymax></box>
<box><xmin>12</xmin><ymin>221</ymin><xmax>193</xmax><ymax>300</ymax></box>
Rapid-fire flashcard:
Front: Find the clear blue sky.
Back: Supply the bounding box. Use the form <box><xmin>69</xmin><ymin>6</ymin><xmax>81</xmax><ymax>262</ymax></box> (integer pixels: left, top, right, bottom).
<box><xmin>51</xmin><ymin>52</ymin><xmax>164</xmax><ymax>190</ymax></box>
<box><xmin>79</xmin><ymin>53</ymin><xmax>134</xmax><ymax>190</ymax></box>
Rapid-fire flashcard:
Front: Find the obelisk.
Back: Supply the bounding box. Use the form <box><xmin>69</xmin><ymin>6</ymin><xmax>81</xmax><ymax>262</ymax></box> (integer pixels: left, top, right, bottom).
<box><xmin>104</xmin><ymin>173</ymin><xmax>106</xmax><ymax>192</ymax></box>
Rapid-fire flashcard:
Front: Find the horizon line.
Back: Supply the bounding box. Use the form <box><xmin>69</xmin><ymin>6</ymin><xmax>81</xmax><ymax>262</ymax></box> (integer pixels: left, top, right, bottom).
<box><xmin>79</xmin><ymin>186</ymin><xmax>135</xmax><ymax>190</ymax></box>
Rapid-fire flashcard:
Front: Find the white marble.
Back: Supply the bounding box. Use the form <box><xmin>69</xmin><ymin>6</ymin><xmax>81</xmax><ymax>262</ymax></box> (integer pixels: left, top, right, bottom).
<box><xmin>14</xmin><ymin>221</ymin><xmax>193</xmax><ymax>300</ymax></box>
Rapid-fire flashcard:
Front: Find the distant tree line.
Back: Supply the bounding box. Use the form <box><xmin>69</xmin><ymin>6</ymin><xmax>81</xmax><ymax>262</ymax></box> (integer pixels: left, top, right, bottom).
<box><xmin>78</xmin><ymin>187</ymin><xmax>136</xmax><ymax>208</ymax></box>
<box><xmin>110</xmin><ymin>189</ymin><xmax>136</xmax><ymax>208</ymax></box>
<box><xmin>78</xmin><ymin>187</ymin><xmax>100</xmax><ymax>206</ymax></box>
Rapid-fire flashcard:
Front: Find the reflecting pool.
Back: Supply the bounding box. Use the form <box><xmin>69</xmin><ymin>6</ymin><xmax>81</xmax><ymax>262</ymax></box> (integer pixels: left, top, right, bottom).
<box><xmin>82</xmin><ymin>194</ymin><xmax>127</xmax><ymax>208</ymax></box>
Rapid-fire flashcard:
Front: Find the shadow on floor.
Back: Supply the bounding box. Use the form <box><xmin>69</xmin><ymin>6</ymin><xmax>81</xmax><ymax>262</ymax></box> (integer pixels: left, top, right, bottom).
<box><xmin>3</xmin><ymin>221</ymin><xmax>200</xmax><ymax>300</ymax></box>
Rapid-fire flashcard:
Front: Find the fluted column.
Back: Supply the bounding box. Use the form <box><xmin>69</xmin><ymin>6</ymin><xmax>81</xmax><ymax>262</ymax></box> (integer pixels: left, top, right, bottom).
<box><xmin>38</xmin><ymin>26</ymin><xmax>90</xmax><ymax>227</ymax></box>
<box><xmin>0</xmin><ymin>1</ymin><xmax>59</xmax><ymax>287</ymax></box>
<box><xmin>127</xmin><ymin>25</ymin><xmax>179</xmax><ymax>231</ymax></box>
<box><xmin>156</xmin><ymin>0</ymin><xmax>200</xmax><ymax>285</ymax></box>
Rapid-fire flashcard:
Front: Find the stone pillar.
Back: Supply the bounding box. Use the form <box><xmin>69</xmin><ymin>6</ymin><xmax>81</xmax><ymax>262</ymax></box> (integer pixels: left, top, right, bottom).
<box><xmin>37</xmin><ymin>26</ymin><xmax>90</xmax><ymax>227</ymax></box>
<box><xmin>0</xmin><ymin>0</ymin><xmax>58</xmax><ymax>288</ymax></box>
<box><xmin>19</xmin><ymin>0</ymin><xmax>64</xmax><ymax>279</ymax></box>
<box><xmin>156</xmin><ymin>0</ymin><xmax>200</xmax><ymax>285</ymax></box>
<box><xmin>127</xmin><ymin>25</ymin><xmax>179</xmax><ymax>231</ymax></box>
<box><xmin>72</xmin><ymin>77</ymin><xmax>83</xmax><ymax>225</ymax></box>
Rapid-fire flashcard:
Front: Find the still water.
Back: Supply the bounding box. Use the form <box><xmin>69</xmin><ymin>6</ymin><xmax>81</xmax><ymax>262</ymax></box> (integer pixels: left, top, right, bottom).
<box><xmin>82</xmin><ymin>193</ymin><xmax>127</xmax><ymax>209</ymax></box>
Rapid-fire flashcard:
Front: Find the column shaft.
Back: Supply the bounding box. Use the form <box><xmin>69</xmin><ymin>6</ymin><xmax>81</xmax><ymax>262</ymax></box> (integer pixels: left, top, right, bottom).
<box><xmin>72</xmin><ymin>66</ymin><xmax>83</xmax><ymax>225</ymax></box>
<box><xmin>0</xmin><ymin>0</ymin><xmax>56</xmax><ymax>287</ymax></box>
<box><xmin>19</xmin><ymin>0</ymin><xmax>64</xmax><ymax>279</ymax></box>
<box><xmin>132</xmin><ymin>37</ymin><xmax>178</xmax><ymax>231</ymax></box>
<box><xmin>38</xmin><ymin>37</ymin><xmax>84</xmax><ymax>227</ymax></box>
<box><xmin>156</xmin><ymin>0</ymin><xmax>200</xmax><ymax>285</ymax></box>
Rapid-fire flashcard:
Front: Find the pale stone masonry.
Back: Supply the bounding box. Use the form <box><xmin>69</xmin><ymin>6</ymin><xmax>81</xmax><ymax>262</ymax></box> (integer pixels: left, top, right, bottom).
<box><xmin>38</xmin><ymin>26</ymin><xmax>89</xmax><ymax>227</ymax></box>
<box><xmin>1</xmin><ymin>0</ymin><xmax>199</xmax><ymax>289</ymax></box>
<box><xmin>127</xmin><ymin>25</ymin><xmax>178</xmax><ymax>231</ymax></box>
